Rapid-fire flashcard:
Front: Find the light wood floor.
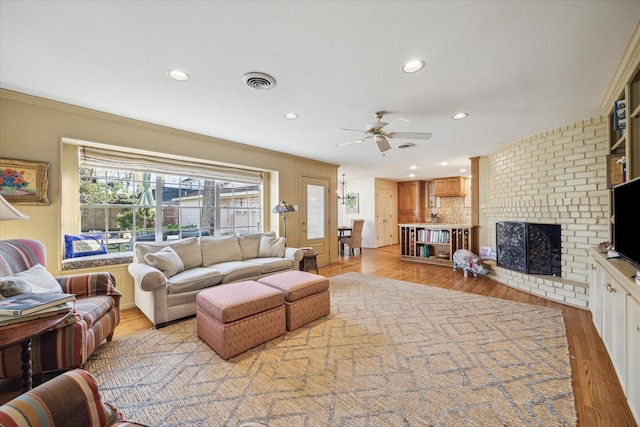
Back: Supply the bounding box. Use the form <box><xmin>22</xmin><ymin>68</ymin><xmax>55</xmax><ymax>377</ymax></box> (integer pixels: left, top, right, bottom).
<box><xmin>2</xmin><ymin>245</ymin><xmax>636</xmax><ymax>426</ymax></box>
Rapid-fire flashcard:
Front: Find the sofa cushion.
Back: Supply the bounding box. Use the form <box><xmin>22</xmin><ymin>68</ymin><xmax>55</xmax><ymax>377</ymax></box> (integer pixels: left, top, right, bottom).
<box><xmin>213</xmin><ymin>261</ymin><xmax>263</xmax><ymax>283</ymax></box>
<box><xmin>75</xmin><ymin>295</ymin><xmax>115</xmax><ymax>327</ymax></box>
<box><xmin>0</xmin><ymin>264</ymin><xmax>63</xmax><ymax>294</ymax></box>
<box><xmin>201</xmin><ymin>236</ymin><xmax>242</xmax><ymax>266</ymax></box>
<box><xmin>166</xmin><ymin>267</ymin><xmax>223</xmax><ymax>295</ymax></box>
<box><xmin>167</xmin><ymin>237</ymin><xmax>202</xmax><ymax>270</ymax></box>
<box><xmin>144</xmin><ymin>246</ymin><xmax>184</xmax><ymax>277</ymax></box>
<box><xmin>134</xmin><ymin>237</ymin><xmax>202</xmax><ymax>270</ymax></box>
<box><xmin>238</xmin><ymin>234</ymin><xmax>262</xmax><ymax>260</ymax></box>
<box><xmin>258</xmin><ymin>236</ymin><xmax>286</xmax><ymax>258</ymax></box>
<box><xmin>245</xmin><ymin>257</ymin><xmax>294</xmax><ymax>274</ymax></box>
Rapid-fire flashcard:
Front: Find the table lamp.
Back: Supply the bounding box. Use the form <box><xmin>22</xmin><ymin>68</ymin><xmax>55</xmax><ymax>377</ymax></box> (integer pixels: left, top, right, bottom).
<box><xmin>0</xmin><ymin>194</ymin><xmax>29</xmax><ymax>220</ymax></box>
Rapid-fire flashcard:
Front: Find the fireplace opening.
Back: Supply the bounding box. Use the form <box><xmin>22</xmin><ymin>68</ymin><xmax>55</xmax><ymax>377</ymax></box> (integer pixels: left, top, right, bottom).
<box><xmin>496</xmin><ymin>222</ymin><xmax>561</xmax><ymax>276</ymax></box>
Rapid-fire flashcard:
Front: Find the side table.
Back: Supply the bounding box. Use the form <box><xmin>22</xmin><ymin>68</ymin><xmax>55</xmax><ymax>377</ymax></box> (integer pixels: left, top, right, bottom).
<box><xmin>299</xmin><ymin>250</ymin><xmax>319</xmax><ymax>274</ymax></box>
<box><xmin>0</xmin><ymin>311</ymin><xmax>71</xmax><ymax>392</ymax></box>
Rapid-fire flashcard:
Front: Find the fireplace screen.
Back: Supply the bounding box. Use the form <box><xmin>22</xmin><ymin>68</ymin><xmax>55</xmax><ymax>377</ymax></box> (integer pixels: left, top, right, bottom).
<box><xmin>496</xmin><ymin>222</ymin><xmax>561</xmax><ymax>276</ymax></box>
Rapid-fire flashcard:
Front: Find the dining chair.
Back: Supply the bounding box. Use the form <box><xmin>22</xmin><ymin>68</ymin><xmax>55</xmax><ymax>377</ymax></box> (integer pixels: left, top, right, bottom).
<box><xmin>339</xmin><ymin>219</ymin><xmax>364</xmax><ymax>255</ymax></box>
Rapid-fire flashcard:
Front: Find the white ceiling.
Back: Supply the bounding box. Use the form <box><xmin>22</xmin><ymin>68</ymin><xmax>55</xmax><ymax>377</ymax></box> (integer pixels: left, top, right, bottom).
<box><xmin>1</xmin><ymin>1</ymin><xmax>639</xmax><ymax>181</ymax></box>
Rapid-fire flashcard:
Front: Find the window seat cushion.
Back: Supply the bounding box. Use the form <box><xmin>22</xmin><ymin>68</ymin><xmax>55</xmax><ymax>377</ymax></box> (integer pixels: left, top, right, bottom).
<box><xmin>62</xmin><ymin>252</ymin><xmax>133</xmax><ymax>271</ymax></box>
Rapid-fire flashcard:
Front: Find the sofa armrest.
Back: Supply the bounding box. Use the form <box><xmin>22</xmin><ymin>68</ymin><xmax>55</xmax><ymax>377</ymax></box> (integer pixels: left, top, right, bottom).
<box><xmin>127</xmin><ymin>262</ymin><xmax>167</xmax><ymax>292</ymax></box>
<box><xmin>0</xmin><ymin>369</ymin><xmax>124</xmax><ymax>426</ymax></box>
<box><xmin>285</xmin><ymin>247</ymin><xmax>304</xmax><ymax>262</ymax></box>
<box><xmin>56</xmin><ymin>272</ymin><xmax>121</xmax><ymax>301</ymax></box>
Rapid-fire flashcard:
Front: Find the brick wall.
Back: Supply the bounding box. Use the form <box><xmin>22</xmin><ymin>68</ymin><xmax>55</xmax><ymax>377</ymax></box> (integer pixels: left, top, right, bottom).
<box><xmin>481</xmin><ymin>116</ymin><xmax>610</xmax><ymax>308</ymax></box>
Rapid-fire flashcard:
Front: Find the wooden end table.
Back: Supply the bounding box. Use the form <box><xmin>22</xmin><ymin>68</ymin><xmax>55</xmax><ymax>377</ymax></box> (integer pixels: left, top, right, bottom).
<box><xmin>0</xmin><ymin>312</ymin><xmax>71</xmax><ymax>392</ymax></box>
<box><xmin>299</xmin><ymin>250</ymin><xmax>319</xmax><ymax>273</ymax></box>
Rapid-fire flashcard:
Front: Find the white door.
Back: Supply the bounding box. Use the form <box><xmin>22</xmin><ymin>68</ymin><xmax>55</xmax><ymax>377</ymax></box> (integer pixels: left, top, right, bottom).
<box><xmin>300</xmin><ymin>176</ymin><xmax>330</xmax><ymax>266</ymax></box>
<box><xmin>376</xmin><ymin>188</ymin><xmax>393</xmax><ymax>247</ymax></box>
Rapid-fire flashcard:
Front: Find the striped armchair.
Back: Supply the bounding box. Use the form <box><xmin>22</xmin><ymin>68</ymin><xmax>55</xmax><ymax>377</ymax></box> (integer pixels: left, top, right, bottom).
<box><xmin>0</xmin><ymin>368</ymin><xmax>146</xmax><ymax>426</ymax></box>
<box><xmin>0</xmin><ymin>239</ymin><xmax>121</xmax><ymax>379</ymax></box>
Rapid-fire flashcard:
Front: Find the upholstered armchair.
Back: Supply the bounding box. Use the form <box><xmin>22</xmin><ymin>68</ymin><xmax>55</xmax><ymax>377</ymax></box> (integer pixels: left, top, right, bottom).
<box><xmin>0</xmin><ymin>239</ymin><xmax>120</xmax><ymax>379</ymax></box>
<box><xmin>0</xmin><ymin>368</ymin><xmax>146</xmax><ymax>426</ymax></box>
<box><xmin>339</xmin><ymin>219</ymin><xmax>364</xmax><ymax>255</ymax></box>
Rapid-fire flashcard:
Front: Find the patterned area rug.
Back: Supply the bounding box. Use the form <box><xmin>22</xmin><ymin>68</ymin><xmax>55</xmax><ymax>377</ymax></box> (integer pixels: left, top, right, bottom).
<box><xmin>85</xmin><ymin>272</ymin><xmax>577</xmax><ymax>426</ymax></box>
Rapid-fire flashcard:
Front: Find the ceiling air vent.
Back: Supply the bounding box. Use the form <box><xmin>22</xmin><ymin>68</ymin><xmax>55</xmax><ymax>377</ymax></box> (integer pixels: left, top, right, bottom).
<box><xmin>242</xmin><ymin>72</ymin><xmax>277</xmax><ymax>90</ymax></box>
<box><xmin>397</xmin><ymin>143</ymin><xmax>416</xmax><ymax>150</ymax></box>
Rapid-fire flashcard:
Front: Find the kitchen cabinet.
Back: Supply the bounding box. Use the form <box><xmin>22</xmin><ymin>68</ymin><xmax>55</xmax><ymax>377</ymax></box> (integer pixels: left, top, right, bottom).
<box><xmin>433</xmin><ymin>177</ymin><xmax>466</xmax><ymax>197</ymax></box>
<box><xmin>588</xmin><ymin>248</ymin><xmax>639</xmax><ymax>424</ymax></box>
<box><xmin>398</xmin><ymin>180</ymin><xmax>425</xmax><ymax>223</ymax></box>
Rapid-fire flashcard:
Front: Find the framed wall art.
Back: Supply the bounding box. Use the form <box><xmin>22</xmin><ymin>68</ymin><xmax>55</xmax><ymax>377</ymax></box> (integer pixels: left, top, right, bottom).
<box><xmin>0</xmin><ymin>158</ymin><xmax>49</xmax><ymax>205</ymax></box>
<box><xmin>345</xmin><ymin>192</ymin><xmax>359</xmax><ymax>214</ymax></box>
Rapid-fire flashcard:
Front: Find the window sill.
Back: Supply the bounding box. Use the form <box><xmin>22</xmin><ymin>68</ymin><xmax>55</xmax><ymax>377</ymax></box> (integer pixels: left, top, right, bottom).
<box><xmin>62</xmin><ymin>251</ymin><xmax>133</xmax><ymax>271</ymax></box>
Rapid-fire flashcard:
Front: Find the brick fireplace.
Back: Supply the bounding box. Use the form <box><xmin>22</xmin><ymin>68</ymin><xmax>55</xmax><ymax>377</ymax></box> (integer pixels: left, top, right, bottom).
<box><xmin>496</xmin><ymin>222</ymin><xmax>561</xmax><ymax>276</ymax></box>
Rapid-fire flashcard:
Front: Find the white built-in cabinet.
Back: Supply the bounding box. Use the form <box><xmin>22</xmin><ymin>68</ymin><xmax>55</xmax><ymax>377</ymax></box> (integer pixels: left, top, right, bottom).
<box><xmin>627</xmin><ymin>295</ymin><xmax>640</xmax><ymax>424</ymax></box>
<box><xmin>588</xmin><ymin>248</ymin><xmax>640</xmax><ymax>424</ymax></box>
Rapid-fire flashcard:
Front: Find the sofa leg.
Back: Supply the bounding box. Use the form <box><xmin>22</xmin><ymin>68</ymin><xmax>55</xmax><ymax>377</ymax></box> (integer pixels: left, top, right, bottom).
<box><xmin>106</xmin><ymin>331</ymin><xmax>115</xmax><ymax>342</ymax></box>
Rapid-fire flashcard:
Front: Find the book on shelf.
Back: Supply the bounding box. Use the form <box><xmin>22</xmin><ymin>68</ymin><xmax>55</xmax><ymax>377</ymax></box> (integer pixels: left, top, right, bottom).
<box><xmin>0</xmin><ymin>293</ymin><xmax>76</xmax><ymax>317</ymax></box>
<box><xmin>0</xmin><ymin>302</ymin><xmax>73</xmax><ymax>326</ymax></box>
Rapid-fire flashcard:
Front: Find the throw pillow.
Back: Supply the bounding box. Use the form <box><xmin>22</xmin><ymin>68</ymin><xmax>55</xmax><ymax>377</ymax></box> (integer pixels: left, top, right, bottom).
<box><xmin>0</xmin><ymin>264</ymin><xmax>63</xmax><ymax>294</ymax></box>
<box><xmin>0</xmin><ymin>278</ymin><xmax>32</xmax><ymax>299</ymax></box>
<box><xmin>258</xmin><ymin>236</ymin><xmax>286</xmax><ymax>258</ymax></box>
<box><xmin>64</xmin><ymin>234</ymin><xmax>107</xmax><ymax>259</ymax></box>
<box><xmin>144</xmin><ymin>246</ymin><xmax>185</xmax><ymax>278</ymax></box>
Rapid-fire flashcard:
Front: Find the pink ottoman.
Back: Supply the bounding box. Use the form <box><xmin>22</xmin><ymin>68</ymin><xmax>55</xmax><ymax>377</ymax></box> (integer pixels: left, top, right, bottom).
<box><xmin>257</xmin><ymin>270</ymin><xmax>330</xmax><ymax>331</ymax></box>
<box><xmin>196</xmin><ymin>281</ymin><xmax>285</xmax><ymax>360</ymax></box>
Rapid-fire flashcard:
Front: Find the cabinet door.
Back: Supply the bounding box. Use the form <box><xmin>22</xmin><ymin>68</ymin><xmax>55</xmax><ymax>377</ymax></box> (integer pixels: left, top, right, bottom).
<box><xmin>601</xmin><ymin>271</ymin><xmax>628</xmax><ymax>393</ymax></box>
<box><xmin>434</xmin><ymin>180</ymin><xmax>447</xmax><ymax>196</ymax></box>
<box><xmin>589</xmin><ymin>259</ymin><xmax>603</xmax><ymax>334</ymax></box>
<box><xmin>627</xmin><ymin>295</ymin><xmax>640</xmax><ymax>423</ymax></box>
<box><xmin>445</xmin><ymin>177</ymin><xmax>462</xmax><ymax>194</ymax></box>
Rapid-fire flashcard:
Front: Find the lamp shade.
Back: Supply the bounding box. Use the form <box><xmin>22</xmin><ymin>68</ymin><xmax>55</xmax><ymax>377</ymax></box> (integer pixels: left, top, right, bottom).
<box><xmin>0</xmin><ymin>194</ymin><xmax>29</xmax><ymax>220</ymax></box>
<box><xmin>272</xmin><ymin>201</ymin><xmax>295</xmax><ymax>213</ymax></box>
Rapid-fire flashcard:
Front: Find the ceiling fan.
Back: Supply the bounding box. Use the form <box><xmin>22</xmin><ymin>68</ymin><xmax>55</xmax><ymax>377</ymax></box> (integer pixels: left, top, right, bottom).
<box><xmin>337</xmin><ymin>111</ymin><xmax>432</xmax><ymax>153</ymax></box>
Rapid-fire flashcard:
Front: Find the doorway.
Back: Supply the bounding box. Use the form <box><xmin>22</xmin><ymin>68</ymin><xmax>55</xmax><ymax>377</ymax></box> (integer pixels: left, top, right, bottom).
<box><xmin>300</xmin><ymin>176</ymin><xmax>330</xmax><ymax>266</ymax></box>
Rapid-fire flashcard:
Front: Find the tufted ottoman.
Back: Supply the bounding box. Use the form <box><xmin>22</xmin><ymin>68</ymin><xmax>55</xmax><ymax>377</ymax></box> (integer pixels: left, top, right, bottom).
<box><xmin>257</xmin><ymin>270</ymin><xmax>330</xmax><ymax>331</ymax></box>
<box><xmin>196</xmin><ymin>281</ymin><xmax>285</xmax><ymax>359</ymax></box>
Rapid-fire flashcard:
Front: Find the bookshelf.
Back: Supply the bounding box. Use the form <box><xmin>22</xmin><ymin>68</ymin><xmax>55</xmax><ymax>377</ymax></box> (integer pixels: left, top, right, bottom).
<box><xmin>399</xmin><ymin>224</ymin><xmax>473</xmax><ymax>266</ymax></box>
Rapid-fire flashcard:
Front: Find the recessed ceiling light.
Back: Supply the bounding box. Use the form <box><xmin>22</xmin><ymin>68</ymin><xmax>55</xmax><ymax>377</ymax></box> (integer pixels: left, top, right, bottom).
<box><xmin>441</xmin><ymin>161</ymin><xmax>448</xmax><ymax>166</ymax></box>
<box><xmin>452</xmin><ymin>112</ymin><xmax>468</xmax><ymax>120</ymax></box>
<box><xmin>410</xmin><ymin>165</ymin><xmax>417</xmax><ymax>170</ymax></box>
<box><xmin>403</xmin><ymin>60</ymin><xmax>425</xmax><ymax>73</ymax></box>
<box><xmin>285</xmin><ymin>113</ymin><xmax>299</xmax><ymax>120</ymax></box>
<box><xmin>409</xmin><ymin>173</ymin><xmax>415</xmax><ymax>178</ymax></box>
<box><xmin>460</xmin><ymin>168</ymin><xmax>466</xmax><ymax>173</ymax></box>
<box><xmin>167</xmin><ymin>70</ymin><xmax>190</xmax><ymax>81</ymax></box>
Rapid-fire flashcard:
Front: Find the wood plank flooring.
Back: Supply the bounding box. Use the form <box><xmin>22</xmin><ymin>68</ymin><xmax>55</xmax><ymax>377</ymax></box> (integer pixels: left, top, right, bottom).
<box><xmin>1</xmin><ymin>245</ymin><xmax>636</xmax><ymax>426</ymax></box>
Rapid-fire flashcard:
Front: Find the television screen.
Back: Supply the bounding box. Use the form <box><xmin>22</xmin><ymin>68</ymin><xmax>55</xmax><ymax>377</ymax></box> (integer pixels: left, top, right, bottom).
<box><xmin>613</xmin><ymin>177</ymin><xmax>640</xmax><ymax>268</ymax></box>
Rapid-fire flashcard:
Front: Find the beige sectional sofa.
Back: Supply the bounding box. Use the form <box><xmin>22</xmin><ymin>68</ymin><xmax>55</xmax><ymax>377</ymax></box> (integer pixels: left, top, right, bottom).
<box><xmin>128</xmin><ymin>232</ymin><xmax>303</xmax><ymax>327</ymax></box>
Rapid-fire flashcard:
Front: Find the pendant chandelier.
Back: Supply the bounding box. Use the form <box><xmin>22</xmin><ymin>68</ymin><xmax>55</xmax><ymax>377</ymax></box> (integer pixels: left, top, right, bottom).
<box><xmin>337</xmin><ymin>174</ymin><xmax>356</xmax><ymax>205</ymax></box>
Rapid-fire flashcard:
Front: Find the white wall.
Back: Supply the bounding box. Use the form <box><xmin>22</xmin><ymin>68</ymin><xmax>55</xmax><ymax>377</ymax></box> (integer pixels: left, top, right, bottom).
<box><xmin>337</xmin><ymin>175</ymin><xmax>376</xmax><ymax>248</ymax></box>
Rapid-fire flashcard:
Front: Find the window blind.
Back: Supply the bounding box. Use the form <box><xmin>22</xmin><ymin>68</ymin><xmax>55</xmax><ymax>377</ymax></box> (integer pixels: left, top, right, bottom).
<box><xmin>79</xmin><ymin>146</ymin><xmax>263</xmax><ymax>184</ymax></box>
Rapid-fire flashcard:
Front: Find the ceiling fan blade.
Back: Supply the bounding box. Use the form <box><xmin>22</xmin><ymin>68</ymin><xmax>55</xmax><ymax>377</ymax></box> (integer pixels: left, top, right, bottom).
<box><xmin>387</xmin><ymin>131</ymin><xmax>432</xmax><ymax>140</ymax></box>
<box><xmin>380</xmin><ymin>118</ymin><xmax>410</xmax><ymax>132</ymax></box>
<box><xmin>337</xmin><ymin>139</ymin><xmax>365</xmax><ymax>147</ymax></box>
<box><xmin>339</xmin><ymin>127</ymin><xmax>367</xmax><ymax>133</ymax></box>
<box><xmin>374</xmin><ymin>135</ymin><xmax>392</xmax><ymax>152</ymax></box>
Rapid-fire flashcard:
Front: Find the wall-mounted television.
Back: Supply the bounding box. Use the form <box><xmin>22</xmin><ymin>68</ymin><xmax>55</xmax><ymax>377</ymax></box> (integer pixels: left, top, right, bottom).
<box><xmin>613</xmin><ymin>176</ymin><xmax>640</xmax><ymax>268</ymax></box>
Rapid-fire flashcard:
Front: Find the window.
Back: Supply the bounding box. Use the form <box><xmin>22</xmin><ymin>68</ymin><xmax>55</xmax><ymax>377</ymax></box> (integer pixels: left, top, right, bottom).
<box><xmin>78</xmin><ymin>167</ymin><xmax>262</xmax><ymax>253</ymax></box>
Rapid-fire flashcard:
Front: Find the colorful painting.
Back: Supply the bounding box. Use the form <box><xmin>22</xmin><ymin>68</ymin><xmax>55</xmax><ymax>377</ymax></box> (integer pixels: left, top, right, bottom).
<box><xmin>0</xmin><ymin>158</ymin><xmax>49</xmax><ymax>205</ymax></box>
<box><xmin>345</xmin><ymin>192</ymin><xmax>359</xmax><ymax>214</ymax></box>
